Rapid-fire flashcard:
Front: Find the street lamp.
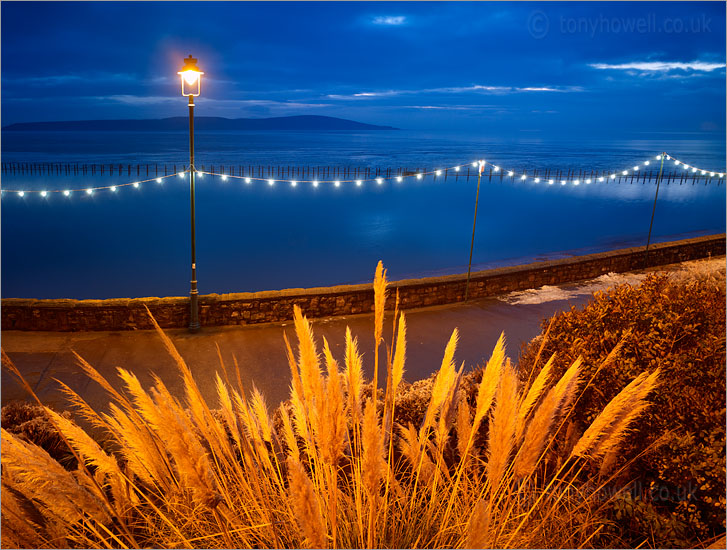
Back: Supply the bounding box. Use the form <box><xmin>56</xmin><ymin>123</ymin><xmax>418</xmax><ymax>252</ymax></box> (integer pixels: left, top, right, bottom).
<box><xmin>178</xmin><ymin>55</ymin><xmax>204</xmax><ymax>332</ymax></box>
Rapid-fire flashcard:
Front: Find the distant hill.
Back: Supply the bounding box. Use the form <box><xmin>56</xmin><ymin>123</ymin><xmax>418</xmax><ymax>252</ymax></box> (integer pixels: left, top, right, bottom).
<box><xmin>2</xmin><ymin>115</ymin><xmax>398</xmax><ymax>132</ymax></box>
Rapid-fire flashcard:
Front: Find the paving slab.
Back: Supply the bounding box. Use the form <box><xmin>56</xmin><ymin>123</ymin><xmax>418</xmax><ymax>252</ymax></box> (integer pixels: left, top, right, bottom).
<box><xmin>2</xmin><ymin>259</ymin><xmax>720</xmax><ymax>416</ymax></box>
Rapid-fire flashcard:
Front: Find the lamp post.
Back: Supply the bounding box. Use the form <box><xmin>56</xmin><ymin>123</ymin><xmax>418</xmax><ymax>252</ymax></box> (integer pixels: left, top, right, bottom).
<box><xmin>178</xmin><ymin>55</ymin><xmax>204</xmax><ymax>332</ymax></box>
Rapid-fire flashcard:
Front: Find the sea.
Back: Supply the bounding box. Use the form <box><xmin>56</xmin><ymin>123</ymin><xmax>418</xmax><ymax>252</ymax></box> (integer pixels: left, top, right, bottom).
<box><xmin>1</xmin><ymin>130</ymin><xmax>725</xmax><ymax>299</ymax></box>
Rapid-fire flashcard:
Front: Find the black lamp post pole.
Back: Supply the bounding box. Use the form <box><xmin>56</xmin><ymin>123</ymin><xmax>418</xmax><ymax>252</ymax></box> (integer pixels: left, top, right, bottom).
<box><xmin>644</xmin><ymin>151</ymin><xmax>666</xmax><ymax>269</ymax></box>
<box><xmin>188</xmin><ymin>94</ymin><xmax>200</xmax><ymax>332</ymax></box>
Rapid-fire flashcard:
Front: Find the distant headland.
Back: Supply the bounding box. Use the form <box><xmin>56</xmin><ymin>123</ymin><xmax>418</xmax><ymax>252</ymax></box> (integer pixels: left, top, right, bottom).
<box><xmin>2</xmin><ymin>115</ymin><xmax>398</xmax><ymax>132</ymax></box>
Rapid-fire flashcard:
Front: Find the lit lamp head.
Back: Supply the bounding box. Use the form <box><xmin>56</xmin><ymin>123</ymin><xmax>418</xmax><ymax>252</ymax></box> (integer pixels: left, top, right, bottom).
<box><xmin>178</xmin><ymin>55</ymin><xmax>203</xmax><ymax>97</ymax></box>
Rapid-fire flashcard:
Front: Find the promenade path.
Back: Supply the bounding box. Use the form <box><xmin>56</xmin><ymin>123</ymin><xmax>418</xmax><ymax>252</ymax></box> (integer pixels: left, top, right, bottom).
<box><xmin>1</xmin><ymin>259</ymin><xmax>717</xmax><ymax>416</ymax></box>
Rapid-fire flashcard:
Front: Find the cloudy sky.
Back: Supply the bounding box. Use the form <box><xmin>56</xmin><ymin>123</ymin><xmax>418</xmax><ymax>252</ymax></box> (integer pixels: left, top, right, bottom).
<box><xmin>1</xmin><ymin>1</ymin><xmax>725</xmax><ymax>135</ymax></box>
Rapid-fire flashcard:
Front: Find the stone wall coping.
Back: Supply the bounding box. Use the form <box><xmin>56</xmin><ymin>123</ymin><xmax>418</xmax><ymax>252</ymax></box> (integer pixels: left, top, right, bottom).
<box><xmin>2</xmin><ymin>234</ymin><xmax>723</xmax><ymax>309</ymax></box>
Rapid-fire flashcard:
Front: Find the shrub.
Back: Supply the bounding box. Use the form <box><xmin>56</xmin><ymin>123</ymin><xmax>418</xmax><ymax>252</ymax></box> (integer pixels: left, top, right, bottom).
<box><xmin>1</xmin><ymin>262</ymin><xmax>659</xmax><ymax>549</ymax></box>
<box><xmin>518</xmin><ymin>261</ymin><xmax>726</xmax><ymax>548</ymax></box>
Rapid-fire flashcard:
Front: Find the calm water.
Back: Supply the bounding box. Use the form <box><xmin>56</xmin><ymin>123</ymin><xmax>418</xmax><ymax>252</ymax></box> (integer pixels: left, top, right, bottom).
<box><xmin>2</xmin><ymin>130</ymin><xmax>725</xmax><ymax>299</ymax></box>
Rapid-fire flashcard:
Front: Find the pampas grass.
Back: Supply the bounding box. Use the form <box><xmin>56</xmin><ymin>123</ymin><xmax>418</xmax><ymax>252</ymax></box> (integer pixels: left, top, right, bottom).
<box><xmin>1</xmin><ymin>263</ymin><xmax>661</xmax><ymax>549</ymax></box>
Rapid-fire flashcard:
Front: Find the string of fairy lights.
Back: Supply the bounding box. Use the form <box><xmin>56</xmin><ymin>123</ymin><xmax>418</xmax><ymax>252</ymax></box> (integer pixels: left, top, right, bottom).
<box><xmin>1</xmin><ymin>152</ymin><xmax>724</xmax><ymax>200</ymax></box>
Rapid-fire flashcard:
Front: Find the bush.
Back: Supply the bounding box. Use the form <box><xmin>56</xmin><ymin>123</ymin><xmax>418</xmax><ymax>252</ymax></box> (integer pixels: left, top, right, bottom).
<box><xmin>1</xmin><ymin>263</ymin><xmax>660</xmax><ymax>549</ymax></box>
<box><xmin>518</xmin><ymin>261</ymin><xmax>726</xmax><ymax>548</ymax></box>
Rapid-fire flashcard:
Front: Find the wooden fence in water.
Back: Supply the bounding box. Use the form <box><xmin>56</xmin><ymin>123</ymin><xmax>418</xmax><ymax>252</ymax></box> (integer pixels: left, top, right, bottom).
<box><xmin>1</xmin><ymin>161</ymin><xmax>723</xmax><ymax>185</ymax></box>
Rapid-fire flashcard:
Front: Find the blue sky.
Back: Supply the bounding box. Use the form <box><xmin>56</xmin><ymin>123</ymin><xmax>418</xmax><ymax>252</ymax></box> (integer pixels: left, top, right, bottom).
<box><xmin>2</xmin><ymin>1</ymin><xmax>725</xmax><ymax>135</ymax></box>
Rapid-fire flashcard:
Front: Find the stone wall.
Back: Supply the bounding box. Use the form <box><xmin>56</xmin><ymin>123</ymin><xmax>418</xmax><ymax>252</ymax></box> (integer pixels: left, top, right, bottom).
<box><xmin>2</xmin><ymin>234</ymin><xmax>724</xmax><ymax>332</ymax></box>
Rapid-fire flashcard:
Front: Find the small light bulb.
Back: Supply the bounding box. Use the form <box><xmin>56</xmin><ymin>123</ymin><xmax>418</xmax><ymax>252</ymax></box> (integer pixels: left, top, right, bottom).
<box><xmin>709</xmin><ymin>172</ymin><xmax>715</xmax><ymax>177</ymax></box>
<box><xmin>598</xmin><ymin>177</ymin><xmax>604</xmax><ymax>182</ymax></box>
<box><xmin>133</xmin><ymin>182</ymin><xmax>140</xmax><ymax>188</ymax></box>
<box><xmin>268</xmin><ymin>179</ymin><xmax>274</xmax><ymax>186</ymax></box>
<box><xmin>656</xmin><ymin>155</ymin><xmax>662</xmax><ymax>160</ymax></box>
<box><xmin>245</xmin><ymin>177</ymin><xmax>251</xmax><ymax>184</ymax></box>
<box><xmin>611</xmin><ymin>174</ymin><xmax>616</xmax><ymax>179</ymax></box>
<box><xmin>633</xmin><ymin>165</ymin><xmax>639</xmax><ymax>171</ymax></box>
<box><xmin>291</xmin><ymin>180</ymin><xmax>297</xmax><ymax>187</ymax></box>
<box><xmin>622</xmin><ymin>170</ymin><xmax>628</xmax><ymax>175</ymax></box>
<box><xmin>178</xmin><ymin>172</ymin><xmax>185</xmax><ymax>178</ymax></box>
<box><xmin>396</xmin><ymin>176</ymin><xmax>403</xmax><ymax>182</ymax></box>
<box><xmin>435</xmin><ymin>170</ymin><xmax>442</xmax><ymax>176</ymax></box>
<box><xmin>63</xmin><ymin>190</ymin><xmax>70</xmax><ymax>196</ymax></box>
<box><xmin>674</xmin><ymin>160</ymin><xmax>680</xmax><ymax>165</ymax></box>
<box><xmin>455</xmin><ymin>166</ymin><xmax>460</xmax><ymax>172</ymax></box>
<box><xmin>666</xmin><ymin>155</ymin><xmax>672</xmax><ymax>159</ymax></box>
<box><xmin>645</xmin><ymin>161</ymin><xmax>650</xmax><ymax>166</ymax></box>
<box><xmin>548</xmin><ymin>179</ymin><xmax>554</xmax><ymax>185</ymax></box>
<box><xmin>520</xmin><ymin>174</ymin><xmax>526</xmax><ymax>180</ymax></box>
<box><xmin>494</xmin><ymin>166</ymin><xmax>500</xmax><ymax>172</ymax></box>
<box><xmin>416</xmin><ymin>173</ymin><xmax>422</xmax><ymax>180</ymax></box>
<box><xmin>719</xmin><ymin>173</ymin><xmax>724</xmax><ymax>178</ymax></box>
<box><xmin>534</xmin><ymin>178</ymin><xmax>540</xmax><ymax>183</ymax></box>
<box><xmin>156</xmin><ymin>177</ymin><xmax>162</xmax><ymax>183</ymax></box>
<box><xmin>41</xmin><ymin>190</ymin><xmax>47</xmax><ymax>197</ymax></box>
<box><xmin>507</xmin><ymin>171</ymin><xmax>514</xmax><ymax>177</ymax></box>
<box><xmin>86</xmin><ymin>188</ymin><xmax>93</xmax><ymax>195</ymax></box>
<box><xmin>561</xmin><ymin>180</ymin><xmax>566</xmax><ymax>185</ymax></box>
<box><xmin>356</xmin><ymin>180</ymin><xmax>362</xmax><ymax>186</ymax></box>
<box><xmin>471</xmin><ymin>161</ymin><xmax>478</xmax><ymax>167</ymax></box>
<box><xmin>110</xmin><ymin>186</ymin><xmax>117</xmax><ymax>192</ymax></box>
<box><xmin>334</xmin><ymin>180</ymin><xmax>340</xmax><ymax>187</ymax></box>
<box><xmin>18</xmin><ymin>191</ymin><xmax>25</xmax><ymax>197</ymax></box>
<box><xmin>586</xmin><ymin>179</ymin><xmax>591</xmax><ymax>184</ymax></box>
<box><xmin>313</xmin><ymin>180</ymin><xmax>319</xmax><ymax>187</ymax></box>
<box><xmin>221</xmin><ymin>175</ymin><xmax>228</xmax><ymax>181</ymax></box>
<box><xmin>701</xmin><ymin>170</ymin><xmax>706</xmax><ymax>175</ymax></box>
<box><xmin>682</xmin><ymin>164</ymin><xmax>688</xmax><ymax>170</ymax></box>
<box><xmin>376</xmin><ymin>178</ymin><xmax>383</xmax><ymax>185</ymax></box>
<box><xmin>573</xmin><ymin>180</ymin><xmax>579</xmax><ymax>185</ymax></box>
<box><xmin>692</xmin><ymin>167</ymin><xmax>697</xmax><ymax>172</ymax></box>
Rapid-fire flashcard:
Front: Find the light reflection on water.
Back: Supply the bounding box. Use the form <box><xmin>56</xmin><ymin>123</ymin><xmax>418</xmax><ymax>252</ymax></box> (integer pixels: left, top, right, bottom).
<box><xmin>1</xmin><ymin>130</ymin><xmax>725</xmax><ymax>299</ymax></box>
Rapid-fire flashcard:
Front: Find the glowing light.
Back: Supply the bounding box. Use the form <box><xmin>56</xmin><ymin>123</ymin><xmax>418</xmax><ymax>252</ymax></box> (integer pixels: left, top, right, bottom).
<box><xmin>548</xmin><ymin>179</ymin><xmax>554</xmax><ymax>185</ymax></box>
<box><xmin>573</xmin><ymin>180</ymin><xmax>579</xmax><ymax>185</ymax></box>
<box><xmin>221</xmin><ymin>175</ymin><xmax>227</xmax><ymax>181</ymax></box>
<box><xmin>471</xmin><ymin>162</ymin><xmax>478</xmax><ymax>167</ymax></box>
<box><xmin>493</xmin><ymin>166</ymin><xmax>500</xmax><ymax>172</ymax></box>
<box><xmin>110</xmin><ymin>186</ymin><xmax>117</xmax><ymax>192</ymax></box>
<box><xmin>534</xmin><ymin>178</ymin><xmax>540</xmax><ymax>183</ymax></box>
<box><xmin>720</xmin><ymin>173</ymin><xmax>724</xmax><ymax>178</ymax></box>
<box><xmin>701</xmin><ymin>170</ymin><xmax>706</xmax><ymax>175</ymax></box>
<box><xmin>133</xmin><ymin>182</ymin><xmax>140</xmax><ymax>188</ymax></box>
<box><xmin>622</xmin><ymin>170</ymin><xmax>628</xmax><ymax>175</ymax></box>
<box><xmin>455</xmin><ymin>166</ymin><xmax>460</xmax><ymax>172</ymax></box>
<box><xmin>414</xmin><ymin>173</ymin><xmax>421</xmax><ymax>180</ymax></box>
<box><xmin>645</xmin><ymin>161</ymin><xmax>650</xmax><ymax>166</ymax></box>
<box><xmin>356</xmin><ymin>180</ymin><xmax>362</xmax><ymax>186</ymax></box>
<box><xmin>561</xmin><ymin>180</ymin><xmax>566</xmax><ymax>185</ymax></box>
<box><xmin>63</xmin><ymin>190</ymin><xmax>70</xmax><ymax>196</ymax></box>
<box><xmin>18</xmin><ymin>191</ymin><xmax>24</xmax><ymax>197</ymax></box>
<box><xmin>245</xmin><ymin>177</ymin><xmax>251</xmax><ymax>184</ymax></box>
<box><xmin>435</xmin><ymin>170</ymin><xmax>442</xmax><ymax>176</ymax></box>
<box><xmin>178</xmin><ymin>173</ymin><xmax>185</xmax><ymax>178</ymax></box>
<box><xmin>40</xmin><ymin>191</ymin><xmax>47</xmax><ymax>197</ymax></box>
<box><xmin>376</xmin><ymin>178</ymin><xmax>383</xmax><ymax>185</ymax></box>
<box><xmin>520</xmin><ymin>175</ymin><xmax>527</xmax><ymax>180</ymax></box>
<box><xmin>156</xmin><ymin>177</ymin><xmax>162</xmax><ymax>183</ymax></box>
<box><xmin>197</xmin><ymin>172</ymin><xmax>203</xmax><ymax>177</ymax></box>
<box><xmin>709</xmin><ymin>172</ymin><xmax>715</xmax><ymax>177</ymax></box>
<box><xmin>396</xmin><ymin>176</ymin><xmax>403</xmax><ymax>182</ymax></box>
<box><xmin>633</xmin><ymin>165</ymin><xmax>639</xmax><ymax>170</ymax></box>
<box><xmin>656</xmin><ymin>155</ymin><xmax>662</xmax><ymax>160</ymax></box>
<box><xmin>692</xmin><ymin>167</ymin><xmax>698</xmax><ymax>172</ymax></box>
<box><xmin>181</xmin><ymin>70</ymin><xmax>200</xmax><ymax>86</ymax></box>
<box><xmin>507</xmin><ymin>171</ymin><xmax>514</xmax><ymax>177</ymax></box>
<box><xmin>682</xmin><ymin>164</ymin><xmax>688</xmax><ymax>170</ymax></box>
<box><xmin>334</xmin><ymin>180</ymin><xmax>341</xmax><ymax>187</ymax></box>
<box><xmin>268</xmin><ymin>179</ymin><xmax>274</xmax><ymax>186</ymax></box>
<box><xmin>598</xmin><ymin>177</ymin><xmax>604</xmax><ymax>182</ymax></box>
<box><xmin>86</xmin><ymin>189</ymin><xmax>93</xmax><ymax>195</ymax></box>
<box><xmin>291</xmin><ymin>180</ymin><xmax>297</xmax><ymax>187</ymax></box>
<box><xmin>674</xmin><ymin>160</ymin><xmax>680</xmax><ymax>165</ymax></box>
<box><xmin>611</xmin><ymin>174</ymin><xmax>616</xmax><ymax>179</ymax></box>
<box><xmin>586</xmin><ymin>179</ymin><xmax>591</xmax><ymax>184</ymax></box>
<box><xmin>313</xmin><ymin>180</ymin><xmax>319</xmax><ymax>187</ymax></box>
